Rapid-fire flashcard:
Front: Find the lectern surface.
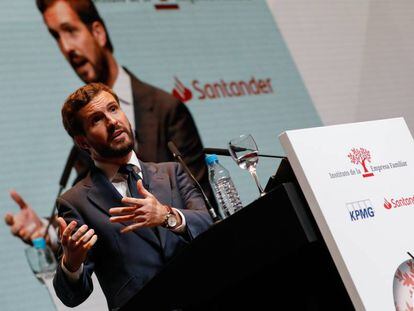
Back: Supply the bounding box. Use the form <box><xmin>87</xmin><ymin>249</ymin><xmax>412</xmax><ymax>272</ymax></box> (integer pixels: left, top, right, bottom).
<box><xmin>121</xmin><ymin>184</ymin><xmax>353</xmax><ymax>311</ymax></box>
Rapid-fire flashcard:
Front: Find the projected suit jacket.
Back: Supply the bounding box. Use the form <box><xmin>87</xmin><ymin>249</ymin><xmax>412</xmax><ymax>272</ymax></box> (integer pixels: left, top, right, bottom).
<box><xmin>53</xmin><ymin>160</ymin><xmax>212</xmax><ymax>310</ymax></box>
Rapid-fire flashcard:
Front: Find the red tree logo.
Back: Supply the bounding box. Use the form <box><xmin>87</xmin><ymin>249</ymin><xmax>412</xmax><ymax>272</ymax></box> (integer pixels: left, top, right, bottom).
<box><xmin>348</xmin><ymin>147</ymin><xmax>374</xmax><ymax>177</ymax></box>
<box><xmin>172</xmin><ymin>77</ymin><xmax>193</xmax><ymax>102</ymax></box>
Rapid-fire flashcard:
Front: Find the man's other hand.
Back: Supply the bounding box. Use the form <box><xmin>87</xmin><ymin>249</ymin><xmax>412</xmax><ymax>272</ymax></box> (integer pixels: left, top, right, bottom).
<box><xmin>58</xmin><ymin>217</ymin><xmax>97</xmax><ymax>272</ymax></box>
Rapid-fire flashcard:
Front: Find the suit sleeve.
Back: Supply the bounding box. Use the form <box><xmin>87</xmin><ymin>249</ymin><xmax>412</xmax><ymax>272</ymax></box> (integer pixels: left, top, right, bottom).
<box><xmin>173</xmin><ymin>162</ymin><xmax>213</xmax><ymax>239</ymax></box>
<box><xmin>52</xmin><ymin>197</ymin><xmax>95</xmax><ymax>308</ymax></box>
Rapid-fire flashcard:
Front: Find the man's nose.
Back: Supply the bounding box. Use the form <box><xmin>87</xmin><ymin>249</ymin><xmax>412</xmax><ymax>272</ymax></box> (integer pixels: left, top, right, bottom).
<box><xmin>107</xmin><ymin>115</ymin><xmax>119</xmax><ymax>127</ymax></box>
<box><xmin>60</xmin><ymin>37</ymin><xmax>74</xmax><ymax>55</ymax></box>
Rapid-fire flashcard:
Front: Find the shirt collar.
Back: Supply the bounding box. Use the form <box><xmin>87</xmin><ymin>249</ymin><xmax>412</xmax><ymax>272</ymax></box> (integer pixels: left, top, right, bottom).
<box><xmin>112</xmin><ymin>65</ymin><xmax>133</xmax><ymax>106</ymax></box>
<box><xmin>94</xmin><ymin>151</ymin><xmax>142</xmax><ymax>182</ymax></box>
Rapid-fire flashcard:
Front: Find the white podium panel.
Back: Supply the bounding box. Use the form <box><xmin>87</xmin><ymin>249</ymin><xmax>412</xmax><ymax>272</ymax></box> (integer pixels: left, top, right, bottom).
<box><xmin>279</xmin><ymin>118</ymin><xmax>414</xmax><ymax>311</ymax></box>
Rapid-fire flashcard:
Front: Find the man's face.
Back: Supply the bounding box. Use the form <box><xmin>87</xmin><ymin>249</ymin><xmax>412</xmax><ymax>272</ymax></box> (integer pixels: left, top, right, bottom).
<box><xmin>76</xmin><ymin>91</ymin><xmax>134</xmax><ymax>160</ymax></box>
<box><xmin>43</xmin><ymin>1</ymin><xmax>109</xmax><ymax>84</ymax></box>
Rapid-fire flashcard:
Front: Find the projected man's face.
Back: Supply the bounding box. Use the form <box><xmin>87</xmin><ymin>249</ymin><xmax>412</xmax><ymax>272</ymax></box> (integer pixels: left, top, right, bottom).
<box><xmin>42</xmin><ymin>1</ymin><xmax>109</xmax><ymax>84</ymax></box>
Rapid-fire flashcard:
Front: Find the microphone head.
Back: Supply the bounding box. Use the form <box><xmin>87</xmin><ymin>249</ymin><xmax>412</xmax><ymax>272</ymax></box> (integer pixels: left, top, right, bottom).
<box><xmin>168</xmin><ymin>141</ymin><xmax>182</xmax><ymax>158</ymax></box>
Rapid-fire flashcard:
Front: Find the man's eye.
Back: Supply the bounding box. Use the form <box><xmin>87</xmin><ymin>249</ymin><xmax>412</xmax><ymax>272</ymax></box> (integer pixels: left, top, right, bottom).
<box><xmin>91</xmin><ymin>116</ymin><xmax>102</xmax><ymax>125</ymax></box>
<box><xmin>61</xmin><ymin>25</ymin><xmax>77</xmax><ymax>35</ymax></box>
<box><xmin>109</xmin><ymin>106</ymin><xmax>117</xmax><ymax>113</ymax></box>
<box><xmin>49</xmin><ymin>31</ymin><xmax>59</xmax><ymax>40</ymax></box>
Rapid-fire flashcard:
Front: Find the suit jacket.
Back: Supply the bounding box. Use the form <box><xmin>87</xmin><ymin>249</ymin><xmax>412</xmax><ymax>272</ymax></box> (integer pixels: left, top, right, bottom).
<box><xmin>53</xmin><ymin>161</ymin><xmax>212</xmax><ymax>310</ymax></box>
<box><xmin>74</xmin><ymin>69</ymin><xmax>215</xmax><ymax>207</ymax></box>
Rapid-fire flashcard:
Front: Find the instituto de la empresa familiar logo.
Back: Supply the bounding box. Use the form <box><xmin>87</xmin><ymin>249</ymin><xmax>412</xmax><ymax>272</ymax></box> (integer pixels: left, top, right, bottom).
<box><xmin>348</xmin><ymin>147</ymin><xmax>374</xmax><ymax>178</ymax></box>
<box><xmin>329</xmin><ymin>147</ymin><xmax>407</xmax><ymax>179</ymax></box>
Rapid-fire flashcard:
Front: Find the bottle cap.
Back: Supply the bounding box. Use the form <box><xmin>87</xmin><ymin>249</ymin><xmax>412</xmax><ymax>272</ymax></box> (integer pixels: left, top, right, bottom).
<box><xmin>32</xmin><ymin>237</ymin><xmax>46</xmax><ymax>250</ymax></box>
<box><xmin>205</xmin><ymin>154</ymin><xmax>219</xmax><ymax>165</ymax></box>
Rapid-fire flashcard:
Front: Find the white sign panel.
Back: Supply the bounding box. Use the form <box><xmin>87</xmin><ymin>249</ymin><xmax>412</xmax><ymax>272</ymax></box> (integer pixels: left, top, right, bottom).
<box><xmin>279</xmin><ymin>118</ymin><xmax>414</xmax><ymax>310</ymax></box>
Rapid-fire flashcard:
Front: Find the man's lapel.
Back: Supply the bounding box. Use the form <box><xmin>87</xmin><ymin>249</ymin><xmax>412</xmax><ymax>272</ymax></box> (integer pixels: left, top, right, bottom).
<box><xmin>87</xmin><ymin>166</ymin><xmax>161</xmax><ymax>249</ymax></box>
<box><xmin>87</xmin><ymin>167</ymin><xmax>123</xmax><ymax>216</ymax></box>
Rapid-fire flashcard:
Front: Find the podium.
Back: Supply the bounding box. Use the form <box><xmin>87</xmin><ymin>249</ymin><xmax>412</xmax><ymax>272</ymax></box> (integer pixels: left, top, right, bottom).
<box><xmin>278</xmin><ymin>118</ymin><xmax>414</xmax><ymax>309</ymax></box>
<box><xmin>121</xmin><ymin>162</ymin><xmax>354</xmax><ymax>310</ymax></box>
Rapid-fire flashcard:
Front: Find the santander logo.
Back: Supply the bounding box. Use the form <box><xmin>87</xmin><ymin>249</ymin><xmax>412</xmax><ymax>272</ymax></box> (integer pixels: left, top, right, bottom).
<box><xmin>172</xmin><ymin>76</ymin><xmax>274</xmax><ymax>102</ymax></box>
<box><xmin>348</xmin><ymin>147</ymin><xmax>374</xmax><ymax>178</ymax></box>
<box><xmin>172</xmin><ymin>77</ymin><xmax>193</xmax><ymax>102</ymax></box>
<box><xmin>384</xmin><ymin>199</ymin><xmax>392</xmax><ymax>209</ymax></box>
<box><xmin>384</xmin><ymin>196</ymin><xmax>414</xmax><ymax>210</ymax></box>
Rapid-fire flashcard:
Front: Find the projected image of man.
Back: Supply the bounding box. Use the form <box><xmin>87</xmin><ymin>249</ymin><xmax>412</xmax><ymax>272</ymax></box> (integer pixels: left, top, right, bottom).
<box><xmin>36</xmin><ymin>0</ymin><xmax>209</xmax><ymax>186</ymax></box>
<box><xmin>4</xmin><ymin>0</ymin><xmax>215</xmax><ymax>249</ymax></box>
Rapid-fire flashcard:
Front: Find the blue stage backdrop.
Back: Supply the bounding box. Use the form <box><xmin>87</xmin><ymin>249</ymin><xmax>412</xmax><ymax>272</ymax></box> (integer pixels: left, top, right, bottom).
<box><xmin>0</xmin><ymin>1</ymin><xmax>321</xmax><ymax>309</ymax></box>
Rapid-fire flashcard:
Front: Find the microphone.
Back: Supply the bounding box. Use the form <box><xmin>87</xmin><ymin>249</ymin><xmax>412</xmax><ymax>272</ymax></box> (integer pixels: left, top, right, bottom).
<box><xmin>168</xmin><ymin>141</ymin><xmax>220</xmax><ymax>223</ymax></box>
<box><xmin>44</xmin><ymin>145</ymin><xmax>79</xmax><ymax>239</ymax></box>
<box><xmin>203</xmin><ymin>147</ymin><xmax>286</xmax><ymax>159</ymax></box>
<box><xmin>203</xmin><ymin>147</ymin><xmax>232</xmax><ymax>157</ymax></box>
<box><xmin>59</xmin><ymin>145</ymin><xmax>80</xmax><ymax>187</ymax></box>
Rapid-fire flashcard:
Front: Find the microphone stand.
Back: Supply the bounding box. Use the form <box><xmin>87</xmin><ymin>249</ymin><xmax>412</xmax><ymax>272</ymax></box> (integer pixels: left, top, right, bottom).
<box><xmin>43</xmin><ymin>145</ymin><xmax>79</xmax><ymax>240</ymax></box>
<box><xmin>168</xmin><ymin>142</ymin><xmax>220</xmax><ymax>223</ymax></box>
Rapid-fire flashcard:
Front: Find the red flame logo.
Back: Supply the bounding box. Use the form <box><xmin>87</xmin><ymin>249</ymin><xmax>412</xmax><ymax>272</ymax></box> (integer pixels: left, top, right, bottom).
<box><xmin>384</xmin><ymin>198</ymin><xmax>392</xmax><ymax>209</ymax></box>
<box><xmin>172</xmin><ymin>77</ymin><xmax>193</xmax><ymax>102</ymax></box>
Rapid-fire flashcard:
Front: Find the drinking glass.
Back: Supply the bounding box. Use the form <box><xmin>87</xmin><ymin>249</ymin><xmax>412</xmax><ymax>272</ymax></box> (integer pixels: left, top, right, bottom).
<box><xmin>228</xmin><ymin>134</ymin><xmax>265</xmax><ymax>196</ymax></box>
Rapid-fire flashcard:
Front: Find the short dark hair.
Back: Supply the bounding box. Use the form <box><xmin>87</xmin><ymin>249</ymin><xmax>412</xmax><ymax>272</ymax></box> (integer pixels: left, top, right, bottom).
<box><xmin>36</xmin><ymin>0</ymin><xmax>114</xmax><ymax>52</ymax></box>
<box><xmin>62</xmin><ymin>83</ymin><xmax>119</xmax><ymax>137</ymax></box>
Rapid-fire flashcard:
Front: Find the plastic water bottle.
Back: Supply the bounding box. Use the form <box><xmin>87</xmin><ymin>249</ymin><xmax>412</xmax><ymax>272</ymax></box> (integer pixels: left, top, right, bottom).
<box><xmin>206</xmin><ymin>154</ymin><xmax>243</xmax><ymax>219</ymax></box>
<box><xmin>25</xmin><ymin>237</ymin><xmax>57</xmax><ymax>283</ymax></box>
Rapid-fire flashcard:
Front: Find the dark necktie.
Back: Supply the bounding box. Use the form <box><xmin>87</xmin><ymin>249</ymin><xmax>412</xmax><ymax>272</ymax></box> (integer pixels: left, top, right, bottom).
<box><xmin>118</xmin><ymin>164</ymin><xmax>141</xmax><ymax>198</ymax></box>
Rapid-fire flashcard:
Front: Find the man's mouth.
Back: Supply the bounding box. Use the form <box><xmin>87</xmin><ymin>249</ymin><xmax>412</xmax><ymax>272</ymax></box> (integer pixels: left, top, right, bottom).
<box><xmin>111</xmin><ymin>129</ymin><xmax>125</xmax><ymax>141</ymax></box>
<box><xmin>70</xmin><ymin>56</ymin><xmax>88</xmax><ymax>69</ymax></box>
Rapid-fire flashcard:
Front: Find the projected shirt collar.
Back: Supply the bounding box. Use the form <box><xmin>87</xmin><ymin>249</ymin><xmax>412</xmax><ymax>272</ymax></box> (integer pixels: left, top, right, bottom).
<box><xmin>112</xmin><ymin>64</ymin><xmax>135</xmax><ymax>131</ymax></box>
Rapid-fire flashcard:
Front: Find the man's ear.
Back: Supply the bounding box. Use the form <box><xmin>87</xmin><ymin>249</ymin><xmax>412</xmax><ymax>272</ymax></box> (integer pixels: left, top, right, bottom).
<box><xmin>91</xmin><ymin>21</ymin><xmax>107</xmax><ymax>49</ymax></box>
<box><xmin>74</xmin><ymin>135</ymin><xmax>90</xmax><ymax>151</ymax></box>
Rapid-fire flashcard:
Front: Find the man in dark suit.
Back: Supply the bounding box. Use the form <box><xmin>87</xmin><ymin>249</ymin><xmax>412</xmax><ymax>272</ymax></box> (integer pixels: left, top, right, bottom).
<box><xmin>53</xmin><ymin>82</ymin><xmax>212</xmax><ymax>309</ymax></box>
<box><xmin>4</xmin><ymin>0</ymin><xmax>214</xmax><ymax>245</ymax></box>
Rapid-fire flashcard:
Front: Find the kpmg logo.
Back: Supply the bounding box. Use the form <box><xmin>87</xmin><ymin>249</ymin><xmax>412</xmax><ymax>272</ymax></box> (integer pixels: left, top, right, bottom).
<box><xmin>348</xmin><ymin>147</ymin><xmax>374</xmax><ymax>178</ymax></box>
<box><xmin>346</xmin><ymin>199</ymin><xmax>375</xmax><ymax>222</ymax></box>
<box><xmin>383</xmin><ymin>195</ymin><xmax>414</xmax><ymax>210</ymax></box>
<box><xmin>171</xmin><ymin>76</ymin><xmax>274</xmax><ymax>102</ymax></box>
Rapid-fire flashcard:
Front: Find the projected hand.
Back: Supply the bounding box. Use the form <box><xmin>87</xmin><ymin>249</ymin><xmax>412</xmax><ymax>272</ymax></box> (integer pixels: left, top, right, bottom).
<box><xmin>4</xmin><ymin>190</ymin><xmax>46</xmax><ymax>244</ymax></box>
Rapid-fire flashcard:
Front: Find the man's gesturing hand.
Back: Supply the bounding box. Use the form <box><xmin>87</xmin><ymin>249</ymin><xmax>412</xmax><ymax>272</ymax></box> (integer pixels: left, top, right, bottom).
<box><xmin>109</xmin><ymin>179</ymin><xmax>171</xmax><ymax>233</ymax></box>
<box><xmin>58</xmin><ymin>217</ymin><xmax>97</xmax><ymax>272</ymax></box>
